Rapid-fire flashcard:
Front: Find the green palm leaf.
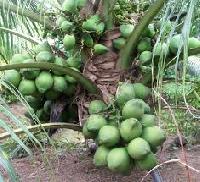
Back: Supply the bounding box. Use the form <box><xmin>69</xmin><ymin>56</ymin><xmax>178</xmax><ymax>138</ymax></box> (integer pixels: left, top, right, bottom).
<box><xmin>0</xmin><ymin>0</ymin><xmax>53</xmax><ymax>61</ymax></box>
<box><xmin>0</xmin><ymin>146</ymin><xmax>19</xmax><ymax>181</ymax></box>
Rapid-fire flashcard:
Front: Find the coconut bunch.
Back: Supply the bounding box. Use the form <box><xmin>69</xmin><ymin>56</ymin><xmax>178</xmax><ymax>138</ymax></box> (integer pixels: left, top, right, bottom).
<box><xmin>83</xmin><ymin>82</ymin><xmax>166</xmax><ymax>174</ymax></box>
<box><xmin>3</xmin><ymin>41</ymin><xmax>79</xmax><ymax>124</ymax></box>
<box><xmin>112</xmin><ymin>21</ymin><xmax>200</xmax><ymax>67</ymax></box>
<box><xmin>55</xmin><ymin>0</ymin><xmax>109</xmax><ymax>56</ymax></box>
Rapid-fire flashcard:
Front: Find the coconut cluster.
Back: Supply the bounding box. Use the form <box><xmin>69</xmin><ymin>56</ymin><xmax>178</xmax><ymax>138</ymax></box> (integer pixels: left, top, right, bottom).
<box><xmin>83</xmin><ymin>82</ymin><xmax>166</xmax><ymax>174</ymax></box>
<box><xmin>3</xmin><ymin>42</ymin><xmax>79</xmax><ymax>123</ymax></box>
<box><xmin>113</xmin><ymin>22</ymin><xmax>200</xmax><ymax>66</ymax></box>
<box><xmin>56</xmin><ymin>0</ymin><xmax>109</xmax><ymax>55</ymax></box>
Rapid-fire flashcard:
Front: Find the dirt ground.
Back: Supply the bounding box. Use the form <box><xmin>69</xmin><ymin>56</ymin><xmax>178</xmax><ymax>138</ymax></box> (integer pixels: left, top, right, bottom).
<box><xmin>1</xmin><ymin>103</ymin><xmax>200</xmax><ymax>182</ymax></box>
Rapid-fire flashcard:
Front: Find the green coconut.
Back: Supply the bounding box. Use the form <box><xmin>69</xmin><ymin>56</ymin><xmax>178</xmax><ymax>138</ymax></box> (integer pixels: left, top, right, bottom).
<box><xmin>94</xmin><ymin>44</ymin><xmax>109</xmax><ymax>55</ymax></box>
<box><xmin>89</xmin><ymin>15</ymin><xmax>101</xmax><ymax>24</ymax></box>
<box><xmin>142</xmin><ymin>126</ymin><xmax>166</xmax><ymax>147</ymax></box>
<box><xmin>141</xmin><ymin>100</ymin><xmax>151</xmax><ymax>114</ymax></box>
<box><xmin>56</xmin><ymin>16</ymin><xmax>67</xmax><ymax>27</ymax></box>
<box><xmin>82</xmin><ymin>21</ymin><xmax>97</xmax><ymax>31</ymax></box>
<box><xmin>45</xmin><ymin>89</ymin><xmax>60</xmax><ymax>100</ymax></box>
<box><xmin>153</xmin><ymin>42</ymin><xmax>169</xmax><ymax>57</ymax></box>
<box><xmin>18</xmin><ymin>79</ymin><xmax>36</xmax><ymax>95</ymax></box>
<box><xmin>188</xmin><ymin>37</ymin><xmax>200</xmax><ymax>49</ymax></box>
<box><xmin>139</xmin><ymin>51</ymin><xmax>152</xmax><ymax>65</ymax></box>
<box><xmin>96</xmin><ymin>22</ymin><xmax>105</xmax><ymax>35</ymax></box>
<box><xmin>169</xmin><ymin>34</ymin><xmax>182</xmax><ymax>54</ymax></box>
<box><xmin>63</xmin><ymin>34</ymin><xmax>75</xmax><ymax>50</ymax></box>
<box><xmin>82</xmin><ymin>15</ymin><xmax>101</xmax><ymax>32</ymax></box>
<box><xmin>93</xmin><ymin>146</ymin><xmax>110</xmax><ymax>167</ymax></box>
<box><xmin>25</xmin><ymin>95</ymin><xmax>43</xmax><ymax>110</ymax></box>
<box><xmin>82</xmin><ymin>34</ymin><xmax>94</xmax><ymax>48</ymax></box>
<box><xmin>107</xmin><ymin>148</ymin><xmax>131</xmax><ymax>174</ymax></box>
<box><xmin>10</xmin><ymin>54</ymin><xmax>28</xmax><ymax>64</ymax></box>
<box><xmin>136</xmin><ymin>152</ymin><xmax>157</xmax><ymax>170</ymax></box>
<box><xmin>21</xmin><ymin>59</ymin><xmax>40</xmax><ymax>79</ymax></box>
<box><xmin>113</xmin><ymin>38</ymin><xmax>126</xmax><ymax>50</ymax></box>
<box><xmin>36</xmin><ymin>51</ymin><xmax>54</xmax><ymax>63</ymax></box>
<box><xmin>4</xmin><ymin>70</ymin><xmax>21</xmax><ymax>87</ymax></box>
<box><xmin>120</xmin><ymin>118</ymin><xmax>142</xmax><ymax>142</ymax></box>
<box><xmin>62</xmin><ymin>0</ymin><xmax>77</xmax><ymax>12</ymax></box>
<box><xmin>137</xmin><ymin>38</ymin><xmax>152</xmax><ymax>53</ymax></box>
<box><xmin>53</xmin><ymin>76</ymin><xmax>68</xmax><ymax>92</ymax></box>
<box><xmin>61</xmin><ymin>20</ymin><xmax>73</xmax><ymax>32</ymax></box>
<box><xmin>53</xmin><ymin>56</ymin><xmax>65</xmax><ymax>76</ymax></box>
<box><xmin>65</xmin><ymin>56</ymin><xmax>81</xmax><ymax>68</ymax></box>
<box><xmin>122</xmin><ymin>99</ymin><xmax>145</xmax><ymax>120</ymax></box>
<box><xmin>142</xmin><ymin>23</ymin><xmax>155</xmax><ymax>38</ymax></box>
<box><xmin>115</xmin><ymin>82</ymin><xmax>135</xmax><ymax>107</ymax></box>
<box><xmin>141</xmin><ymin>114</ymin><xmax>156</xmax><ymax>127</ymax></box>
<box><xmin>77</xmin><ymin>0</ymin><xmax>87</xmax><ymax>8</ymax></box>
<box><xmin>160</xmin><ymin>20</ymin><xmax>173</xmax><ymax>34</ymax></box>
<box><xmin>86</xmin><ymin>114</ymin><xmax>107</xmax><ymax>133</ymax></box>
<box><xmin>88</xmin><ymin>100</ymin><xmax>107</xmax><ymax>114</ymax></box>
<box><xmin>33</xmin><ymin>42</ymin><xmax>52</xmax><ymax>54</ymax></box>
<box><xmin>133</xmin><ymin>83</ymin><xmax>150</xmax><ymax>100</ymax></box>
<box><xmin>127</xmin><ymin>137</ymin><xmax>151</xmax><ymax>160</ymax></box>
<box><xmin>120</xmin><ymin>24</ymin><xmax>134</xmax><ymax>38</ymax></box>
<box><xmin>82</xmin><ymin>123</ymin><xmax>96</xmax><ymax>139</ymax></box>
<box><xmin>98</xmin><ymin>125</ymin><xmax>120</xmax><ymax>147</ymax></box>
<box><xmin>35</xmin><ymin>71</ymin><xmax>54</xmax><ymax>93</ymax></box>
<box><xmin>64</xmin><ymin>68</ymin><xmax>79</xmax><ymax>83</ymax></box>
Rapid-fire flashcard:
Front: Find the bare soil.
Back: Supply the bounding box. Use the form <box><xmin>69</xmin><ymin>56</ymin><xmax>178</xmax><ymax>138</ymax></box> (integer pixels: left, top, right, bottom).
<box><xmin>1</xmin><ymin>103</ymin><xmax>200</xmax><ymax>182</ymax></box>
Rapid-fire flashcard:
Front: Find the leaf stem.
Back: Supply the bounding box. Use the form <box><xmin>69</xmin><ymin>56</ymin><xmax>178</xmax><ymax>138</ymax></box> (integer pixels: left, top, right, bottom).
<box><xmin>0</xmin><ymin>122</ymin><xmax>82</xmax><ymax>140</ymax></box>
<box><xmin>0</xmin><ymin>27</ymin><xmax>41</xmax><ymax>44</ymax></box>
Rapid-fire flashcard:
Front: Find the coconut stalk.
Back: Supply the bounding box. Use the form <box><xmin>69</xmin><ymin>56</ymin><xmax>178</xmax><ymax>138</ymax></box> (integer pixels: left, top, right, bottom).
<box><xmin>102</xmin><ymin>0</ymin><xmax>115</xmax><ymax>30</ymax></box>
<box><xmin>0</xmin><ymin>0</ymin><xmax>53</xmax><ymax>29</ymax></box>
<box><xmin>0</xmin><ymin>122</ymin><xmax>82</xmax><ymax>140</ymax></box>
<box><xmin>117</xmin><ymin>0</ymin><xmax>168</xmax><ymax>69</ymax></box>
<box><xmin>0</xmin><ymin>63</ymin><xmax>100</xmax><ymax>94</ymax></box>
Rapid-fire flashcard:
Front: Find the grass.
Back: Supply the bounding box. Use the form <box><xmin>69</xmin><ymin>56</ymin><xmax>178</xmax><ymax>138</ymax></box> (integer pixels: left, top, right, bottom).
<box><xmin>160</xmin><ymin>108</ymin><xmax>199</xmax><ymax>136</ymax></box>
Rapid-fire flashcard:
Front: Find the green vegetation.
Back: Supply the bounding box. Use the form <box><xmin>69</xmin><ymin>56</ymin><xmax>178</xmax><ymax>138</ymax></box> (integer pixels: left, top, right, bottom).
<box><xmin>1</xmin><ymin>0</ymin><xmax>200</xmax><ymax>180</ymax></box>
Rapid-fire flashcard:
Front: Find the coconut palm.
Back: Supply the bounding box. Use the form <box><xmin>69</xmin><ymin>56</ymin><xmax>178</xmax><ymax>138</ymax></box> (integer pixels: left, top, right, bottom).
<box><xmin>1</xmin><ymin>0</ymin><xmax>200</xmax><ymax>180</ymax></box>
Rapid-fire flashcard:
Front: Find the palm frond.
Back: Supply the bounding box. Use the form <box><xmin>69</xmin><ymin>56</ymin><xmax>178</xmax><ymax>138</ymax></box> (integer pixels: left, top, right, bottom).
<box><xmin>0</xmin><ymin>146</ymin><xmax>18</xmax><ymax>181</ymax></box>
<box><xmin>0</xmin><ymin>0</ymin><xmax>54</xmax><ymax>61</ymax></box>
